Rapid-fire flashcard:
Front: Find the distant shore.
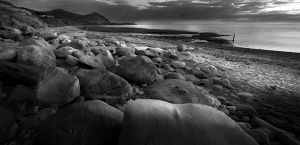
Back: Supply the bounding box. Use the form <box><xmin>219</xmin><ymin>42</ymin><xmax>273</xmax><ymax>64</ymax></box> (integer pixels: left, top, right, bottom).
<box><xmin>75</xmin><ymin>25</ymin><xmax>300</xmax><ymax>70</ymax></box>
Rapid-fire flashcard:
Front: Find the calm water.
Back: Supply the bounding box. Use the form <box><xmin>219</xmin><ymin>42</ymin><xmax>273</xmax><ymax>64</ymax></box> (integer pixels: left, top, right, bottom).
<box><xmin>107</xmin><ymin>21</ymin><xmax>300</xmax><ymax>53</ymax></box>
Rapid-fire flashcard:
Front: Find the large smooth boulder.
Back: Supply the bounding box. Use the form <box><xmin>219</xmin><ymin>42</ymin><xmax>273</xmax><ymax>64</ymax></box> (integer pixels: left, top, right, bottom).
<box><xmin>145</xmin><ymin>79</ymin><xmax>220</xmax><ymax>107</ymax></box>
<box><xmin>37</xmin><ymin>100</ymin><xmax>123</xmax><ymax>145</ymax></box>
<box><xmin>0</xmin><ymin>106</ymin><xmax>18</xmax><ymax>143</ymax></box>
<box><xmin>75</xmin><ymin>69</ymin><xmax>133</xmax><ymax>100</ymax></box>
<box><xmin>0</xmin><ymin>46</ymin><xmax>17</xmax><ymax>61</ymax></box>
<box><xmin>36</xmin><ymin>67</ymin><xmax>80</xmax><ymax>106</ymax></box>
<box><xmin>17</xmin><ymin>38</ymin><xmax>56</xmax><ymax>68</ymax></box>
<box><xmin>118</xmin><ymin>99</ymin><xmax>259</xmax><ymax>145</ymax></box>
<box><xmin>115</xmin><ymin>56</ymin><xmax>162</xmax><ymax>84</ymax></box>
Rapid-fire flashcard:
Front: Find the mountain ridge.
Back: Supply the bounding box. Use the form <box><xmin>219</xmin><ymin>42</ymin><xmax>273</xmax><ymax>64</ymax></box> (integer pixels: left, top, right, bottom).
<box><xmin>0</xmin><ymin>0</ymin><xmax>111</xmax><ymax>29</ymax></box>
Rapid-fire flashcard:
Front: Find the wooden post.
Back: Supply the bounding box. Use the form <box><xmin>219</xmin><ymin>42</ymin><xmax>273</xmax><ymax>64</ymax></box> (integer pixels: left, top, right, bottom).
<box><xmin>232</xmin><ymin>32</ymin><xmax>235</xmax><ymax>44</ymax></box>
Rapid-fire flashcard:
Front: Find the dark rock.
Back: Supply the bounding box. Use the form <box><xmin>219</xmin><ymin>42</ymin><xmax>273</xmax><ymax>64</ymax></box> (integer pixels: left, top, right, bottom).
<box><xmin>135</xmin><ymin>49</ymin><xmax>159</xmax><ymax>58</ymax></box>
<box><xmin>184</xmin><ymin>75</ymin><xmax>200</xmax><ymax>84</ymax></box>
<box><xmin>177</xmin><ymin>44</ymin><xmax>187</xmax><ymax>51</ymax></box>
<box><xmin>236</xmin><ymin>104</ymin><xmax>258</xmax><ymax>117</ymax></box>
<box><xmin>118</xmin><ymin>99</ymin><xmax>258</xmax><ymax>145</ymax></box>
<box><xmin>171</xmin><ymin>61</ymin><xmax>186</xmax><ymax>69</ymax></box>
<box><xmin>65</xmin><ymin>55</ymin><xmax>79</xmax><ymax>66</ymax></box>
<box><xmin>79</xmin><ymin>55</ymin><xmax>105</xmax><ymax>69</ymax></box>
<box><xmin>57</xmin><ymin>38</ymin><xmax>93</xmax><ymax>51</ymax></box>
<box><xmin>145</xmin><ymin>79</ymin><xmax>220</xmax><ymax>107</ymax></box>
<box><xmin>0</xmin><ymin>61</ymin><xmax>40</xmax><ymax>85</ymax></box>
<box><xmin>164</xmin><ymin>72</ymin><xmax>185</xmax><ymax>80</ymax></box>
<box><xmin>163</xmin><ymin>51</ymin><xmax>179</xmax><ymax>60</ymax></box>
<box><xmin>17</xmin><ymin>38</ymin><xmax>56</xmax><ymax>68</ymax></box>
<box><xmin>248</xmin><ymin>129</ymin><xmax>271</xmax><ymax>145</ymax></box>
<box><xmin>36</xmin><ymin>67</ymin><xmax>80</xmax><ymax>106</ymax></box>
<box><xmin>37</xmin><ymin>100</ymin><xmax>123</xmax><ymax>145</ymax></box>
<box><xmin>54</xmin><ymin>46</ymin><xmax>76</xmax><ymax>58</ymax></box>
<box><xmin>151</xmin><ymin>57</ymin><xmax>163</xmax><ymax>64</ymax></box>
<box><xmin>75</xmin><ymin>69</ymin><xmax>133</xmax><ymax>100</ymax></box>
<box><xmin>115</xmin><ymin>56</ymin><xmax>161</xmax><ymax>85</ymax></box>
<box><xmin>192</xmin><ymin>67</ymin><xmax>208</xmax><ymax>79</ymax></box>
<box><xmin>0</xmin><ymin>106</ymin><xmax>18</xmax><ymax>143</ymax></box>
<box><xmin>8</xmin><ymin>85</ymin><xmax>34</xmax><ymax>103</ymax></box>
<box><xmin>116</xmin><ymin>46</ymin><xmax>135</xmax><ymax>56</ymax></box>
<box><xmin>0</xmin><ymin>46</ymin><xmax>17</xmax><ymax>61</ymax></box>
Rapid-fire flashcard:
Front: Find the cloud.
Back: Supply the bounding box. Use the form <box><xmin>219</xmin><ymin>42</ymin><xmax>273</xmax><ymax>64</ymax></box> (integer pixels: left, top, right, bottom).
<box><xmin>7</xmin><ymin>0</ymin><xmax>300</xmax><ymax>22</ymax></box>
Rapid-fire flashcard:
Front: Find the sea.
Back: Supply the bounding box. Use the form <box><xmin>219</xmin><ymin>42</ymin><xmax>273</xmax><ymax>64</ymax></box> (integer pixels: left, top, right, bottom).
<box><xmin>106</xmin><ymin>21</ymin><xmax>300</xmax><ymax>53</ymax></box>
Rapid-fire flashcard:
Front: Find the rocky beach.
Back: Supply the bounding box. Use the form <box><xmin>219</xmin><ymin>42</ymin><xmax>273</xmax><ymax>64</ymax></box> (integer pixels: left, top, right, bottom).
<box><xmin>1</xmin><ymin>0</ymin><xmax>300</xmax><ymax>145</ymax></box>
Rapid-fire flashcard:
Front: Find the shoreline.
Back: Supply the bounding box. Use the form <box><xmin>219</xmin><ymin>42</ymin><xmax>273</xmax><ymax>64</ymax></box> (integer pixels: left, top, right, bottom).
<box><xmin>1</xmin><ymin>25</ymin><xmax>299</xmax><ymax>144</ymax></box>
<box><xmin>75</xmin><ymin>25</ymin><xmax>300</xmax><ymax>55</ymax></box>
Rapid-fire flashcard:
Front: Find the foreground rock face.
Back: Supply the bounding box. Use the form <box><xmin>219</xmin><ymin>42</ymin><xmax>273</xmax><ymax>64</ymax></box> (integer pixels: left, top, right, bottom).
<box><xmin>17</xmin><ymin>38</ymin><xmax>56</xmax><ymax>68</ymax></box>
<box><xmin>36</xmin><ymin>67</ymin><xmax>80</xmax><ymax>106</ymax></box>
<box><xmin>0</xmin><ymin>106</ymin><xmax>18</xmax><ymax>143</ymax></box>
<box><xmin>75</xmin><ymin>69</ymin><xmax>133</xmax><ymax>100</ymax></box>
<box><xmin>0</xmin><ymin>46</ymin><xmax>17</xmax><ymax>61</ymax></box>
<box><xmin>146</xmin><ymin>79</ymin><xmax>220</xmax><ymax>107</ymax></box>
<box><xmin>115</xmin><ymin>56</ymin><xmax>161</xmax><ymax>84</ymax></box>
<box><xmin>118</xmin><ymin>99</ymin><xmax>258</xmax><ymax>145</ymax></box>
<box><xmin>37</xmin><ymin>100</ymin><xmax>123</xmax><ymax>145</ymax></box>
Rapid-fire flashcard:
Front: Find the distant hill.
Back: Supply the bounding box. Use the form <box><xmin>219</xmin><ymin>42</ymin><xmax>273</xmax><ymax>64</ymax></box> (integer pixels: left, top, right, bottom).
<box><xmin>0</xmin><ymin>0</ymin><xmax>111</xmax><ymax>29</ymax></box>
<box><xmin>36</xmin><ymin>9</ymin><xmax>111</xmax><ymax>26</ymax></box>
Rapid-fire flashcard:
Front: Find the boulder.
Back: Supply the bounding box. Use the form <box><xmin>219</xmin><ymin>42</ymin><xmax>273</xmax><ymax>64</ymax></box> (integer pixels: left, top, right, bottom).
<box><xmin>118</xmin><ymin>99</ymin><xmax>259</xmax><ymax>145</ymax></box>
<box><xmin>184</xmin><ymin>74</ymin><xmax>200</xmax><ymax>84</ymax></box>
<box><xmin>177</xmin><ymin>44</ymin><xmax>187</xmax><ymax>51</ymax></box>
<box><xmin>0</xmin><ymin>27</ymin><xmax>23</xmax><ymax>41</ymax></box>
<box><xmin>116</xmin><ymin>46</ymin><xmax>135</xmax><ymax>56</ymax></box>
<box><xmin>236</xmin><ymin>104</ymin><xmax>258</xmax><ymax>117</ymax></box>
<box><xmin>115</xmin><ymin>56</ymin><xmax>161</xmax><ymax>84</ymax></box>
<box><xmin>135</xmin><ymin>49</ymin><xmax>159</xmax><ymax>58</ymax></box>
<box><xmin>97</xmin><ymin>54</ymin><xmax>116</xmax><ymax>70</ymax></box>
<box><xmin>0</xmin><ymin>106</ymin><xmax>18</xmax><ymax>143</ymax></box>
<box><xmin>248</xmin><ymin>129</ymin><xmax>271</xmax><ymax>145</ymax></box>
<box><xmin>171</xmin><ymin>61</ymin><xmax>186</xmax><ymax>69</ymax></box>
<box><xmin>37</xmin><ymin>100</ymin><xmax>123</xmax><ymax>145</ymax></box>
<box><xmin>17</xmin><ymin>38</ymin><xmax>56</xmax><ymax>68</ymax></box>
<box><xmin>251</xmin><ymin>117</ymin><xmax>300</xmax><ymax>145</ymax></box>
<box><xmin>36</xmin><ymin>67</ymin><xmax>80</xmax><ymax>106</ymax></box>
<box><xmin>54</xmin><ymin>46</ymin><xmax>76</xmax><ymax>58</ymax></box>
<box><xmin>65</xmin><ymin>55</ymin><xmax>79</xmax><ymax>66</ymax></box>
<box><xmin>164</xmin><ymin>72</ymin><xmax>185</xmax><ymax>80</ymax></box>
<box><xmin>57</xmin><ymin>38</ymin><xmax>94</xmax><ymax>51</ymax></box>
<box><xmin>237</xmin><ymin>92</ymin><xmax>254</xmax><ymax>102</ymax></box>
<box><xmin>79</xmin><ymin>55</ymin><xmax>105</xmax><ymax>69</ymax></box>
<box><xmin>196</xmin><ymin>63</ymin><xmax>219</xmax><ymax>77</ymax></box>
<box><xmin>8</xmin><ymin>85</ymin><xmax>34</xmax><ymax>104</ymax></box>
<box><xmin>192</xmin><ymin>67</ymin><xmax>208</xmax><ymax>79</ymax></box>
<box><xmin>57</xmin><ymin>34</ymin><xmax>72</xmax><ymax>44</ymax></box>
<box><xmin>145</xmin><ymin>79</ymin><xmax>220</xmax><ymax>107</ymax></box>
<box><xmin>36</xmin><ymin>31</ymin><xmax>58</xmax><ymax>41</ymax></box>
<box><xmin>75</xmin><ymin>69</ymin><xmax>133</xmax><ymax>100</ymax></box>
<box><xmin>0</xmin><ymin>46</ymin><xmax>17</xmax><ymax>61</ymax></box>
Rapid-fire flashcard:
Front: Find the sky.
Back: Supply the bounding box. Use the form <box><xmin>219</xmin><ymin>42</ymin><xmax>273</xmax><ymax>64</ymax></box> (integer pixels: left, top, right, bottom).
<box><xmin>7</xmin><ymin>0</ymin><xmax>300</xmax><ymax>23</ymax></box>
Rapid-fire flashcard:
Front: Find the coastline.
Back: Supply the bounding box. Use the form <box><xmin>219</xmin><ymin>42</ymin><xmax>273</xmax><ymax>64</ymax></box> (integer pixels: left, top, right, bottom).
<box><xmin>72</xmin><ymin>25</ymin><xmax>300</xmax><ymax>137</ymax></box>
<box><xmin>1</xmin><ymin>25</ymin><xmax>299</xmax><ymax>144</ymax></box>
